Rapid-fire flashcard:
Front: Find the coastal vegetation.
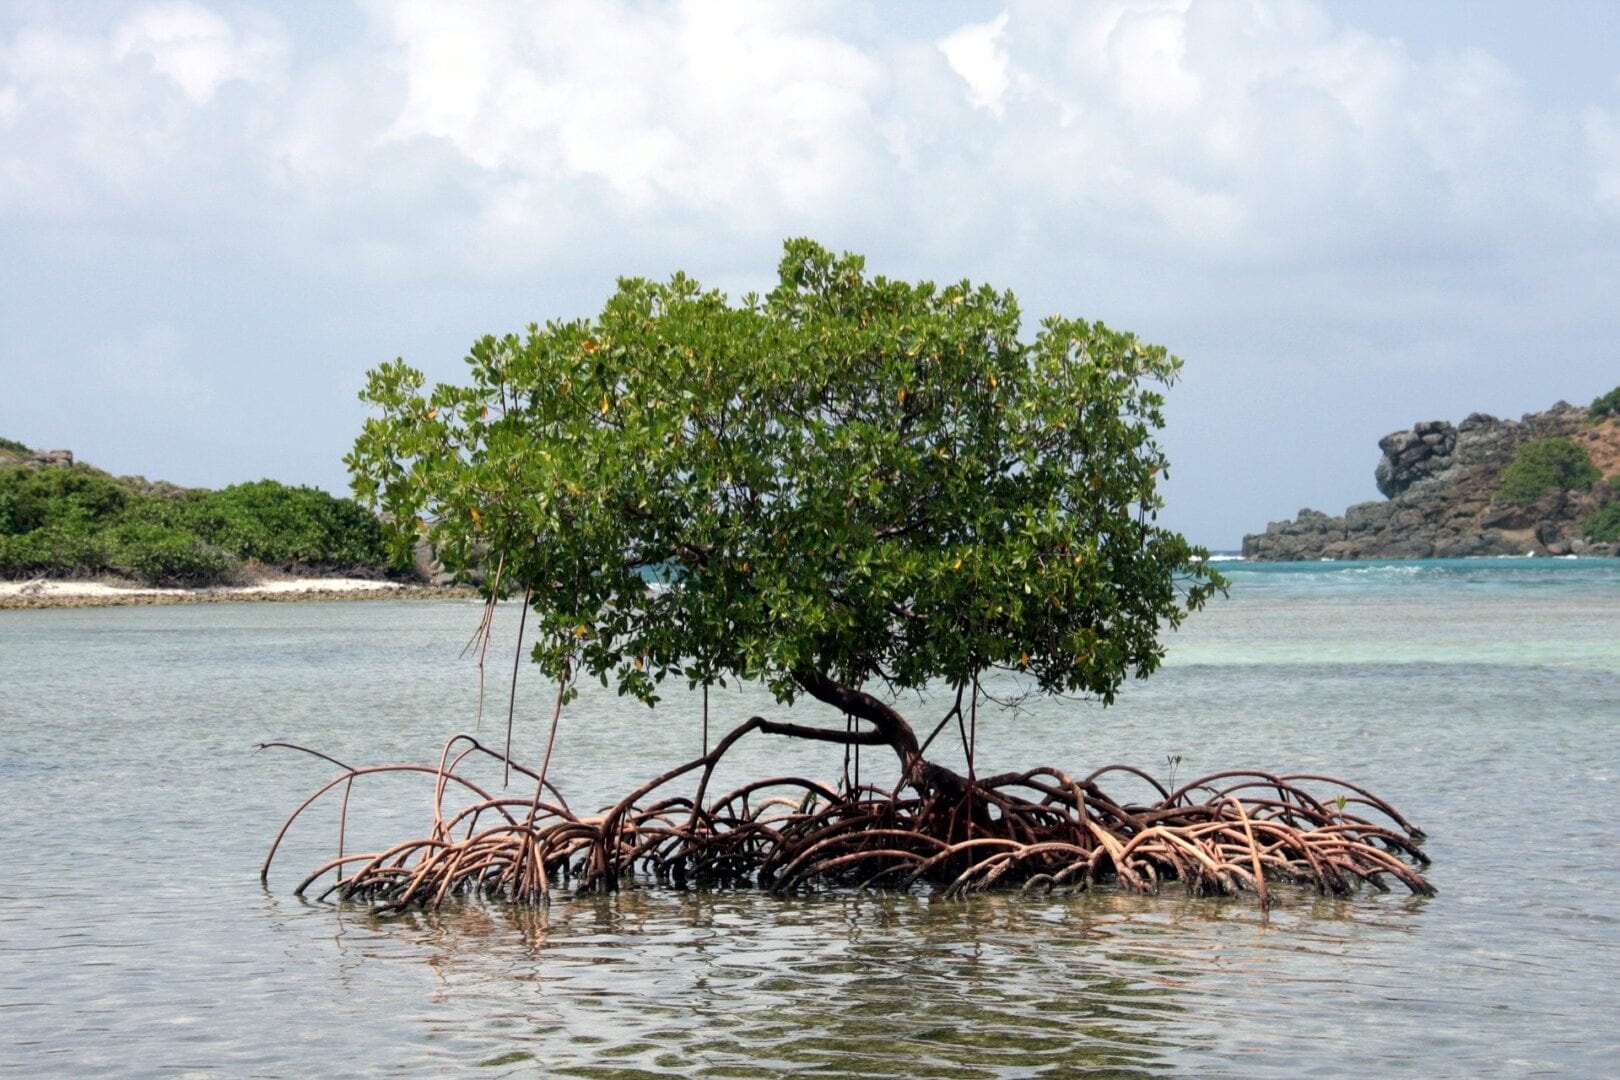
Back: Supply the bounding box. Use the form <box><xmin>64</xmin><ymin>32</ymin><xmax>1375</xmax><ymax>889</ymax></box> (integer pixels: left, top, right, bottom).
<box><xmin>0</xmin><ymin>447</ymin><xmax>393</xmax><ymax>585</ymax></box>
<box><xmin>268</xmin><ymin>240</ymin><xmax>1434</xmax><ymax>907</ymax></box>
<box><xmin>1584</xmin><ymin>479</ymin><xmax>1620</xmax><ymax>542</ymax></box>
<box><xmin>1590</xmin><ymin>384</ymin><xmax>1620</xmax><ymax>421</ymax></box>
<box><xmin>1497</xmin><ymin>437</ymin><xmax>1602</xmax><ymax>506</ymax></box>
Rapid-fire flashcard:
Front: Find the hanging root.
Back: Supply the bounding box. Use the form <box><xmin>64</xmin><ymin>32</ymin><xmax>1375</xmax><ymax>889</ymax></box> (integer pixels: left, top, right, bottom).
<box><xmin>260</xmin><ymin>724</ymin><xmax>1434</xmax><ymax>911</ymax></box>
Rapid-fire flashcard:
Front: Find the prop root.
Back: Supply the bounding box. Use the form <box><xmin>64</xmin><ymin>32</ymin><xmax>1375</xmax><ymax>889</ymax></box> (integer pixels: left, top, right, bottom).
<box><xmin>261</xmin><ymin>722</ymin><xmax>1433</xmax><ymax>911</ymax></box>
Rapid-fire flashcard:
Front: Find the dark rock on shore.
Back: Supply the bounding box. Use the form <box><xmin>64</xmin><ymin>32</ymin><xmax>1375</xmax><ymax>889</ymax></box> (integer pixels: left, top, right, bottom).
<box><xmin>1243</xmin><ymin>402</ymin><xmax>1620</xmax><ymax>560</ymax></box>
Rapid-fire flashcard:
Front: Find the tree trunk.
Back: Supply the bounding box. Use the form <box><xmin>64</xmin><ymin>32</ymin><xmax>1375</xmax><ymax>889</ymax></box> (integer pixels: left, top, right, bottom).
<box><xmin>790</xmin><ymin>668</ymin><xmax>969</xmax><ymax>797</ymax></box>
<box><xmin>791</xmin><ymin>668</ymin><xmax>917</xmax><ymax>762</ymax></box>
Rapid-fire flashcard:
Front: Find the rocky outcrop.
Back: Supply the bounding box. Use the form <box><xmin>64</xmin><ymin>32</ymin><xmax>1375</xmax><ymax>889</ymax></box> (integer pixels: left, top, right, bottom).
<box><xmin>1</xmin><ymin>448</ymin><xmax>76</xmax><ymax>467</ymax></box>
<box><xmin>1375</xmin><ymin>420</ymin><xmax>1456</xmax><ymax>497</ymax></box>
<box><xmin>1242</xmin><ymin>403</ymin><xmax>1620</xmax><ymax>560</ymax></box>
<box><xmin>413</xmin><ymin>538</ymin><xmax>458</xmax><ymax>586</ymax></box>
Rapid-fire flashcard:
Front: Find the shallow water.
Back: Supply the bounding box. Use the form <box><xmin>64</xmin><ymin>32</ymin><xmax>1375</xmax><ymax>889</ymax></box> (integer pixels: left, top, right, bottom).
<box><xmin>2</xmin><ymin>559</ymin><xmax>1618</xmax><ymax>1076</ymax></box>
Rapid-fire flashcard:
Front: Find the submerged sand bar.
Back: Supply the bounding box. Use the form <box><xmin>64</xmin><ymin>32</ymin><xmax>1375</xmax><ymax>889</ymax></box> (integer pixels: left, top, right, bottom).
<box><xmin>0</xmin><ymin>576</ymin><xmax>473</xmax><ymax>609</ymax></box>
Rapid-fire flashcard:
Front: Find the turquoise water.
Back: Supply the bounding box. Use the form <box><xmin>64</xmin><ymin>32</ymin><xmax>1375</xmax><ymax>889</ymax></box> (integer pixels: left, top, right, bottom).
<box><xmin>2</xmin><ymin>559</ymin><xmax>1618</xmax><ymax>1076</ymax></box>
<box><xmin>1178</xmin><ymin>557</ymin><xmax>1620</xmax><ymax>669</ymax></box>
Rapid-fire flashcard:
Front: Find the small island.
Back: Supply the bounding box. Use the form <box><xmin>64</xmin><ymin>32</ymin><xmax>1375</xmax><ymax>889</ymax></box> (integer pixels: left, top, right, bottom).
<box><xmin>0</xmin><ymin>438</ymin><xmax>463</xmax><ymax>608</ymax></box>
<box><xmin>1242</xmin><ymin>391</ymin><xmax>1620</xmax><ymax>560</ymax></box>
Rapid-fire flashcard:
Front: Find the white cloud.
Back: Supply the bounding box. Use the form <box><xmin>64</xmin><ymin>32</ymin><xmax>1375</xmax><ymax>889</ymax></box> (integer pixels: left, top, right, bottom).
<box><xmin>3</xmin><ymin>0</ymin><xmax>1610</xmax><ymax>272</ymax></box>
<box><xmin>909</xmin><ymin>0</ymin><xmax>1603</xmax><ymax>266</ymax></box>
<box><xmin>371</xmin><ymin>0</ymin><xmax>889</xmax><ymax>223</ymax></box>
<box><xmin>0</xmin><ymin>6</ymin><xmax>287</xmax><ymax>221</ymax></box>
<box><xmin>113</xmin><ymin>1</ymin><xmax>285</xmax><ymax>103</ymax></box>
<box><xmin>1105</xmin><ymin>2</ymin><xmax>1202</xmax><ymax>114</ymax></box>
<box><xmin>938</xmin><ymin>11</ymin><xmax>1012</xmax><ymax>116</ymax></box>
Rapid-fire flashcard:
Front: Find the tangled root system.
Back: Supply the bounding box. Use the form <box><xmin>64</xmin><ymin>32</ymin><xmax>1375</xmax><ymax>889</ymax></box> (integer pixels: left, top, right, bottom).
<box><xmin>261</xmin><ymin>717</ymin><xmax>1433</xmax><ymax>911</ymax></box>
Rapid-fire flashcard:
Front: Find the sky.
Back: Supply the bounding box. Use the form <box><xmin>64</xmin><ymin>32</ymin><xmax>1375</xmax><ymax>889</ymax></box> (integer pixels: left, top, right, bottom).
<box><xmin>3</xmin><ymin>1</ymin><xmax>1618</xmax><ymax>549</ymax></box>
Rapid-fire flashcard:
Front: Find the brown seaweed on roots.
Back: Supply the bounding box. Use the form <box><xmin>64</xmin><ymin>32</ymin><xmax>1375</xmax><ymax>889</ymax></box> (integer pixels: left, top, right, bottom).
<box><xmin>260</xmin><ymin>721</ymin><xmax>1434</xmax><ymax>912</ymax></box>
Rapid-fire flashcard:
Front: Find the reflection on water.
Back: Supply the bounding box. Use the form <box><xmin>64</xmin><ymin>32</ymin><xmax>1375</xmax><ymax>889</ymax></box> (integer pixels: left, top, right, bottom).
<box><xmin>243</xmin><ymin>884</ymin><xmax>1441</xmax><ymax>1078</ymax></box>
<box><xmin>3</xmin><ymin>576</ymin><xmax>1619</xmax><ymax>1077</ymax></box>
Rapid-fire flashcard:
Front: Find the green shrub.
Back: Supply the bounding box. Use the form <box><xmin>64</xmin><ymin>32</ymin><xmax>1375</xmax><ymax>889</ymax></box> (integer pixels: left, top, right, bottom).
<box><xmin>1498</xmin><ymin>438</ymin><xmax>1602</xmax><ymax>505</ymax></box>
<box><xmin>0</xmin><ymin>465</ymin><xmax>129</xmax><ymax>533</ymax></box>
<box><xmin>1590</xmin><ymin>385</ymin><xmax>1620</xmax><ymax>422</ymax></box>
<box><xmin>1584</xmin><ymin>479</ymin><xmax>1620</xmax><ymax>543</ymax></box>
<box><xmin>0</xmin><ymin>436</ymin><xmax>30</xmax><ymax>454</ymax></box>
<box><xmin>1584</xmin><ymin>502</ymin><xmax>1620</xmax><ymax>543</ymax></box>
<box><xmin>110</xmin><ymin>523</ymin><xmax>240</xmax><ymax>585</ymax></box>
<box><xmin>182</xmin><ymin>480</ymin><xmax>390</xmax><ymax>568</ymax></box>
<box><xmin>0</xmin><ymin>525</ymin><xmax>115</xmax><ymax>579</ymax></box>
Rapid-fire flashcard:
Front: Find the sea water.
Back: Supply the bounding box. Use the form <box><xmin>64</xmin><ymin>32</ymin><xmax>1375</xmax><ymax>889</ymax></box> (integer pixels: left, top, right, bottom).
<box><xmin>1</xmin><ymin>558</ymin><xmax>1617</xmax><ymax>1076</ymax></box>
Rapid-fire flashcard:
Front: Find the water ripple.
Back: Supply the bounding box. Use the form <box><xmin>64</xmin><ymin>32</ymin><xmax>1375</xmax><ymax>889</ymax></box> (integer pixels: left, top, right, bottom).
<box><xmin>3</xmin><ymin>585</ymin><xmax>1619</xmax><ymax>1076</ymax></box>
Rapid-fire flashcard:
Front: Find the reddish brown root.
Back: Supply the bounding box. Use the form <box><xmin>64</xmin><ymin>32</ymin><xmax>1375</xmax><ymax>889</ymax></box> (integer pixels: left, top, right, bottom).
<box><xmin>260</xmin><ymin>725</ymin><xmax>1434</xmax><ymax>911</ymax></box>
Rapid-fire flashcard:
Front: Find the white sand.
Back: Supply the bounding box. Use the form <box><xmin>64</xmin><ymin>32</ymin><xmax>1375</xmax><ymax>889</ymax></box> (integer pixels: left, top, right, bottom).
<box><xmin>0</xmin><ymin>576</ymin><xmax>407</xmax><ymax>602</ymax></box>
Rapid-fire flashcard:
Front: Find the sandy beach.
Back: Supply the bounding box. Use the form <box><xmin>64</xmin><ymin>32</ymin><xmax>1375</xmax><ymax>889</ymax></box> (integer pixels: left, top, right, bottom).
<box><xmin>0</xmin><ymin>575</ymin><xmax>474</xmax><ymax>609</ymax></box>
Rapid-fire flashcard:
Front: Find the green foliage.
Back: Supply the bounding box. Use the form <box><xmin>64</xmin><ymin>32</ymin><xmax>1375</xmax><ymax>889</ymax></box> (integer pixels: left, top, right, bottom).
<box><xmin>174</xmin><ymin>481</ymin><xmax>390</xmax><ymax>567</ymax></box>
<box><xmin>0</xmin><ymin>525</ymin><xmax>114</xmax><ymax>580</ymax></box>
<box><xmin>350</xmin><ymin>238</ymin><xmax>1224</xmax><ymax>712</ymax></box>
<box><xmin>109</xmin><ymin>523</ymin><xmax>241</xmax><ymax>585</ymax></box>
<box><xmin>0</xmin><ymin>466</ymin><xmax>128</xmax><ymax>534</ymax></box>
<box><xmin>0</xmin><ymin>436</ymin><xmax>30</xmax><ymax>454</ymax></box>
<box><xmin>0</xmin><ymin>464</ymin><xmax>391</xmax><ymax>585</ymax></box>
<box><xmin>1498</xmin><ymin>438</ymin><xmax>1602</xmax><ymax>506</ymax></box>
<box><xmin>1590</xmin><ymin>385</ymin><xmax>1620</xmax><ymax>421</ymax></box>
<box><xmin>1584</xmin><ymin>480</ymin><xmax>1620</xmax><ymax>543</ymax></box>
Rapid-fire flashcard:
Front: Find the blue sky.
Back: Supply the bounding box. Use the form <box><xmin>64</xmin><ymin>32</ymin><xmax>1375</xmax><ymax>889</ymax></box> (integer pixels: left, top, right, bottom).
<box><xmin>3</xmin><ymin>1</ymin><xmax>1618</xmax><ymax>548</ymax></box>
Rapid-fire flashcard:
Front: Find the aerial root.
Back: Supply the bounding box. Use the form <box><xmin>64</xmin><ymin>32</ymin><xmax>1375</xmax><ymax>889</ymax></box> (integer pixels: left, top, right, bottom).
<box><xmin>261</xmin><ymin>726</ymin><xmax>1434</xmax><ymax>911</ymax></box>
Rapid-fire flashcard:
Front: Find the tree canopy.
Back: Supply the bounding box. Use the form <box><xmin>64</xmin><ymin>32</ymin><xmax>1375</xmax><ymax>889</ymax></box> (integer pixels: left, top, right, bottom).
<box><xmin>349</xmin><ymin>239</ymin><xmax>1222</xmax><ymax>758</ymax></box>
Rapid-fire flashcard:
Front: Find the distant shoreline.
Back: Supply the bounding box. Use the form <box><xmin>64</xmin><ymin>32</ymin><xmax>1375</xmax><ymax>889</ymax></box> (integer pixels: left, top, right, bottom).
<box><xmin>1241</xmin><ymin>403</ymin><xmax>1620</xmax><ymax>561</ymax></box>
<box><xmin>0</xmin><ymin>576</ymin><xmax>478</xmax><ymax>610</ymax></box>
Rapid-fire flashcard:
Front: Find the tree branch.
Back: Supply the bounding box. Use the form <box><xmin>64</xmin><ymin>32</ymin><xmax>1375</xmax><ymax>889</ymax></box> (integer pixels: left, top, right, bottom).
<box><xmin>756</xmin><ymin>719</ymin><xmax>889</xmax><ymax>746</ymax></box>
<box><xmin>790</xmin><ymin>667</ymin><xmax>920</xmax><ymax>766</ymax></box>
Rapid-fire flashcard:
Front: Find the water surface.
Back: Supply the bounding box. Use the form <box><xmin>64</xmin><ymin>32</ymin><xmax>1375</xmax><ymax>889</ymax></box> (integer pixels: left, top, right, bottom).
<box><xmin>2</xmin><ymin>559</ymin><xmax>1617</xmax><ymax>1076</ymax></box>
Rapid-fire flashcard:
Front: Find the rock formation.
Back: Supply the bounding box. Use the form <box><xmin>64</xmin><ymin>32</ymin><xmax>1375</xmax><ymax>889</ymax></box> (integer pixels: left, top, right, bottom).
<box><xmin>1242</xmin><ymin>402</ymin><xmax>1620</xmax><ymax>560</ymax></box>
<box><xmin>0</xmin><ymin>444</ymin><xmax>74</xmax><ymax>467</ymax></box>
